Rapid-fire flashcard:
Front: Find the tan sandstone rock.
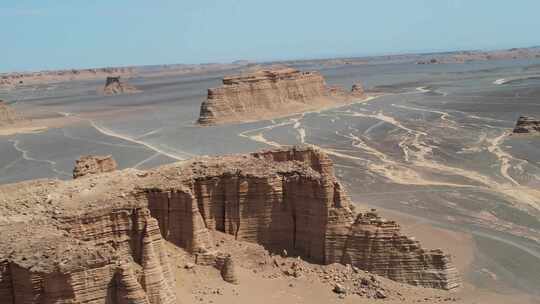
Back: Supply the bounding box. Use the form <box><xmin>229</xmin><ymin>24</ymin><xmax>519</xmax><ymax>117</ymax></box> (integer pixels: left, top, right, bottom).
<box><xmin>197</xmin><ymin>68</ymin><xmax>352</xmax><ymax>125</ymax></box>
<box><xmin>0</xmin><ymin>146</ymin><xmax>460</xmax><ymax>304</ymax></box>
<box><xmin>102</xmin><ymin>76</ymin><xmax>140</xmax><ymax>95</ymax></box>
<box><xmin>334</xmin><ymin>211</ymin><xmax>460</xmax><ymax>290</ymax></box>
<box><xmin>351</xmin><ymin>82</ymin><xmax>364</xmax><ymax>97</ymax></box>
<box><xmin>73</xmin><ymin>155</ymin><xmax>118</xmax><ymax>178</ymax></box>
<box><xmin>215</xmin><ymin>254</ymin><xmax>239</xmax><ymax>284</ymax></box>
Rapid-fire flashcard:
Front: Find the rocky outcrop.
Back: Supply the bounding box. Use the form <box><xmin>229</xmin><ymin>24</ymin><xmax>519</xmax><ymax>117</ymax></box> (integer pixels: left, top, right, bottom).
<box><xmin>513</xmin><ymin>115</ymin><xmax>540</xmax><ymax>134</ymax></box>
<box><xmin>0</xmin><ymin>208</ymin><xmax>176</xmax><ymax>304</ymax></box>
<box><xmin>0</xmin><ymin>100</ymin><xmax>21</xmax><ymax>126</ymax></box>
<box><xmin>102</xmin><ymin>76</ymin><xmax>140</xmax><ymax>95</ymax></box>
<box><xmin>351</xmin><ymin>83</ymin><xmax>364</xmax><ymax>97</ymax></box>
<box><xmin>333</xmin><ymin>211</ymin><xmax>460</xmax><ymax>290</ymax></box>
<box><xmin>197</xmin><ymin>68</ymin><xmax>352</xmax><ymax>125</ymax></box>
<box><xmin>147</xmin><ymin>147</ymin><xmax>458</xmax><ymax>289</ymax></box>
<box><xmin>0</xmin><ymin>147</ymin><xmax>459</xmax><ymax>303</ymax></box>
<box><xmin>73</xmin><ymin>155</ymin><xmax>118</xmax><ymax>178</ymax></box>
<box><xmin>215</xmin><ymin>254</ymin><xmax>238</xmax><ymax>284</ymax></box>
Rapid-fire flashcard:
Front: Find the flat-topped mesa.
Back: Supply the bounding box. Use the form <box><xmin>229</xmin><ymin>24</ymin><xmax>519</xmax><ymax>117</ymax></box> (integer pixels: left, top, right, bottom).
<box><xmin>197</xmin><ymin>68</ymin><xmax>354</xmax><ymax>125</ymax></box>
<box><xmin>0</xmin><ymin>147</ymin><xmax>459</xmax><ymax>303</ymax></box>
<box><xmin>73</xmin><ymin>154</ymin><xmax>118</xmax><ymax>178</ymax></box>
<box><xmin>0</xmin><ymin>100</ymin><xmax>21</xmax><ymax>126</ymax></box>
<box><xmin>102</xmin><ymin>76</ymin><xmax>140</xmax><ymax>95</ymax></box>
<box><xmin>513</xmin><ymin>115</ymin><xmax>540</xmax><ymax>134</ymax></box>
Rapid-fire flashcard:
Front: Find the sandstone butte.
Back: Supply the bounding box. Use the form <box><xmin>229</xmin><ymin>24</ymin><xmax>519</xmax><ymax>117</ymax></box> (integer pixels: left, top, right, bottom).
<box><xmin>102</xmin><ymin>76</ymin><xmax>141</xmax><ymax>95</ymax></box>
<box><xmin>0</xmin><ymin>146</ymin><xmax>460</xmax><ymax>304</ymax></box>
<box><xmin>513</xmin><ymin>115</ymin><xmax>540</xmax><ymax>134</ymax></box>
<box><xmin>197</xmin><ymin>68</ymin><xmax>365</xmax><ymax>125</ymax></box>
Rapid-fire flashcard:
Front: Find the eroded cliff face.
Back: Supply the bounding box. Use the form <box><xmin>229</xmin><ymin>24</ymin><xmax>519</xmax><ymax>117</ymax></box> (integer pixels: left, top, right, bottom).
<box><xmin>197</xmin><ymin>68</ymin><xmax>354</xmax><ymax>125</ymax></box>
<box><xmin>144</xmin><ymin>147</ymin><xmax>458</xmax><ymax>289</ymax></box>
<box><xmin>0</xmin><ymin>146</ymin><xmax>459</xmax><ymax>304</ymax></box>
<box><xmin>329</xmin><ymin>212</ymin><xmax>460</xmax><ymax>290</ymax></box>
<box><xmin>0</xmin><ymin>193</ymin><xmax>176</xmax><ymax>304</ymax></box>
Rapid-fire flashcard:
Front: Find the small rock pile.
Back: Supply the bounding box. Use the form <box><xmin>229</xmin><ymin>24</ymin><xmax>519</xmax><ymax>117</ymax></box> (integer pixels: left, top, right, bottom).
<box><xmin>73</xmin><ymin>155</ymin><xmax>118</xmax><ymax>179</ymax></box>
<box><xmin>264</xmin><ymin>254</ymin><xmax>398</xmax><ymax>300</ymax></box>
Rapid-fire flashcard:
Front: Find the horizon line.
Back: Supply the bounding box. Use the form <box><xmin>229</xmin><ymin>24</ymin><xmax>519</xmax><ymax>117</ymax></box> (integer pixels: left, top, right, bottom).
<box><xmin>2</xmin><ymin>44</ymin><xmax>539</xmax><ymax>75</ymax></box>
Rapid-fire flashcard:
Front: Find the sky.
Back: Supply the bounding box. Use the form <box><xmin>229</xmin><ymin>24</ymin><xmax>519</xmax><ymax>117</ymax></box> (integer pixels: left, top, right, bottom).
<box><xmin>1</xmin><ymin>0</ymin><xmax>540</xmax><ymax>72</ymax></box>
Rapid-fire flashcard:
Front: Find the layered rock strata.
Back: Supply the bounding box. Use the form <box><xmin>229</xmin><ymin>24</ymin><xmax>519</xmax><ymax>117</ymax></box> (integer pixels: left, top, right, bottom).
<box><xmin>513</xmin><ymin>115</ymin><xmax>540</xmax><ymax>134</ymax></box>
<box><xmin>336</xmin><ymin>211</ymin><xmax>460</xmax><ymax>290</ymax></box>
<box><xmin>73</xmin><ymin>155</ymin><xmax>118</xmax><ymax>178</ymax></box>
<box><xmin>102</xmin><ymin>76</ymin><xmax>140</xmax><ymax>95</ymax></box>
<box><xmin>197</xmin><ymin>68</ymin><xmax>353</xmax><ymax>125</ymax></box>
<box><xmin>0</xmin><ymin>208</ymin><xmax>176</xmax><ymax>304</ymax></box>
<box><xmin>215</xmin><ymin>254</ymin><xmax>238</xmax><ymax>284</ymax></box>
<box><xmin>0</xmin><ymin>147</ymin><xmax>459</xmax><ymax>304</ymax></box>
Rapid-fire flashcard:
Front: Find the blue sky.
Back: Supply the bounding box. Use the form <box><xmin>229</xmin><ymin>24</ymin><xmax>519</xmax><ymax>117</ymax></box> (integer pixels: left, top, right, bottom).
<box><xmin>1</xmin><ymin>0</ymin><xmax>540</xmax><ymax>72</ymax></box>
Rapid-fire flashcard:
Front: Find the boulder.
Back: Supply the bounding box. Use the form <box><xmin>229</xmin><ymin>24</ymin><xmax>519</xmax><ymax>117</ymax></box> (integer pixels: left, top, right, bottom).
<box><xmin>215</xmin><ymin>254</ymin><xmax>238</xmax><ymax>284</ymax></box>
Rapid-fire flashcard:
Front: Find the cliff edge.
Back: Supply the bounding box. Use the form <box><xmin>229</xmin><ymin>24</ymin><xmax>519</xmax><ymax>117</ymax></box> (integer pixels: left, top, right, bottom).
<box><xmin>0</xmin><ymin>147</ymin><xmax>459</xmax><ymax>304</ymax></box>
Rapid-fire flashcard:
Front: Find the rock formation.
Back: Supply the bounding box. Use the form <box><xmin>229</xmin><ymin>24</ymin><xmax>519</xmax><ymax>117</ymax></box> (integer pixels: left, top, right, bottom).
<box><xmin>197</xmin><ymin>68</ymin><xmax>354</xmax><ymax>125</ymax></box>
<box><xmin>102</xmin><ymin>76</ymin><xmax>140</xmax><ymax>95</ymax></box>
<box><xmin>215</xmin><ymin>254</ymin><xmax>238</xmax><ymax>284</ymax></box>
<box><xmin>327</xmin><ymin>85</ymin><xmax>348</xmax><ymax>97</ymax></box>
<box><xmin>0</xmin><ymin>100</ymin><xmax>21</xmax><ymax>126</ymax></box>
<box><xmin>73</xmin><ymin>155</ymin><xmax>118</xmax><ymax>178</ymax></box>
<box><xmin>0</xmin><ymin>146</ymin><xmax>459</xmax><ymax>304</ymax></box>
<box><xmin>351</xmin><ymin>83</ymin><xmax>364</xmax><ymax>97</ymax></box>
<box><xmin>513</xmin><ymin>115</ymin><xmax>540</xmax><ymax>134</ymax></box>
<box><xmin>0</xmin><ymin>207</ymin><xmax>176</xmax><ymax>304</ymax></box>
<box><xmin>337</xmin><ymin>211</ymin><xmax>460</xmax><ymax>290</ymax></box>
